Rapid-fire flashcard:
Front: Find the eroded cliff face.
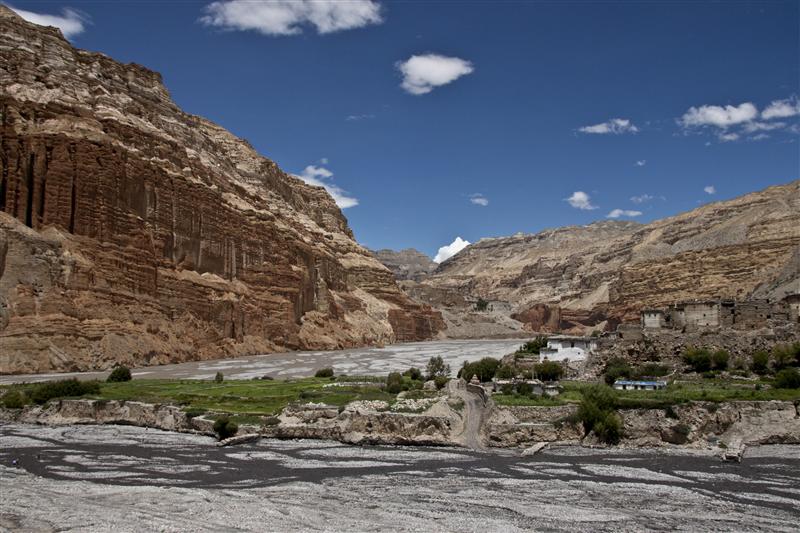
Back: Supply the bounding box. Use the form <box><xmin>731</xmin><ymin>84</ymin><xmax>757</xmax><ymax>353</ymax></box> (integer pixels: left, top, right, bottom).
<box><xmin>0</xmin><ymin>7</ymin><xmax>443</xmax><ymax>374</ymax></box>
<box><xmin>425</xmin><ymin>181</ymin><xmax>800</xmax><ymax>332</ymax></box>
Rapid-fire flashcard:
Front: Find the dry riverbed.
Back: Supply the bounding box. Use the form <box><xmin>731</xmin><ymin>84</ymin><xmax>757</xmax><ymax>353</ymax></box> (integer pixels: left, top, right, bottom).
<box><xmin>1</xmin><ymin>424</ymin><xmax>799</xmax><ymax>532</ymax></box>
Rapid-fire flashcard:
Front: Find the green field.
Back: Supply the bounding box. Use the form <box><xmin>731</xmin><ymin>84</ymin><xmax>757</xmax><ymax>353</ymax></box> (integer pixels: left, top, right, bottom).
<box><xmin>2</xmin><ymin>377</ymin><xmax>400</xmax><ymax>417</ymax></box>
<box><xmin>491</xmin><ymin>378</ymin><xmax>800</xmax><ymax>408</ymax></box>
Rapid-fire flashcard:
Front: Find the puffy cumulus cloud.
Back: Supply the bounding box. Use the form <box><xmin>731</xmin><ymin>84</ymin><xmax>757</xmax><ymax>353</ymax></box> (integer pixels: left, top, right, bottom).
<box><xmin>635</xmin><ymin>160</ymin><xmax>647</xmax><ymax>167</ymax></box>
<box><xmin>201</xmin><ymin>0</ymin><xmax>383</xmax><ymax>36</ymax></box>
<box><xmin>679</xmin><ymin>102</ymin><xmax>758</xmax><ymax>129</ymax></box>
<box><xmin>761</xmin><ymin>98</ymin><xmax>800</xmax><ymax>120</ymax></box>
<box><xmin>294</xmin><ymin>165</ymin><xmax>358</xmax><ymax>209</ymax></box>
<box><xmin>578</xmin><ymin>118</ymin><xmax>638</xmax><ymax>135</ymax></box>
<box><xmin>396</xmin><ymin>54</ymin><xmax>474</xmax><ymax>95</ymax></box>
<box><xmin>630</xmin><ymin>193</ymin><xmax>654</xmax><ymax>204</ymax></box>
<box><xmin>469</xmin><ymin>193</ymin><xmax>488</xmax><ymax>206</ymax></box>
<box><xmin>8</xmin><ymin>4</ymin><xmax>88</xmax><ymax>38</ymax></box>
<box><xmin>704</xmin><ymin>185</ymin><xmax>716</xmax><ymax>195</ymax></box>
<box><xmin>434</xmin><ymin>236</ymin><xmax>470</xmax><ymax>263</ymax></box>
<box><xmin>565</xmin><ymin>191</ymin><xmax>597</xmax><ymax>210</ymax></box>
<box><xmin>718</xmin><ymin>132</ymin><xmax>739</xmax><ymax>142</ymax></box>
<box><xmin>607</xmin><ymin>209</ymin><xmax>642</xmax><ymax>219</ymax></box>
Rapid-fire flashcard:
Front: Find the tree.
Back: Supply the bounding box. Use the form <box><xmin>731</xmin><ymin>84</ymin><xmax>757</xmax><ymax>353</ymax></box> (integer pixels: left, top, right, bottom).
<box><xmin>603</xmin><ymin>357</ymin><xmax>632</xmax><ymax>385</ymax></box>
<box><xmin>107</xmin><ymin>366</ymin><xmax>132</xmax><ymax>383</ymax></box>
<box><xmin>214</xmin><ymin>371</ymin><xmax>224</xmax><ymax>383</ymax></box>
<box><xmin>495</xmin><ymin>364</ymin><xmax>516</xmax><ymax>379</ymax></box>
<box><xmin>576</xmin><ymin>384</ymin><xmax>621</xmax><ymax>444</ymax></box>
<box><xmin>458</xmin><ymin>357</ymin><xmax>500</xmax><ymax>382</ymax></box>
<box><xmin>772</xmin><ymin>343</ymin><xmax>798</xmax><ymax>371</ymax></box>
<box><xmin>711</xmin><ymin>350</ymin><xmax>729</xmax><ymax>371</ymax></box>
<box><xmin>534</xmin><ymin>360</ymin><xmax>564</xmax><ymax>382</ymax></box>
<box><xmin>426</xmin><ymin>356</ymin><xmax>451</xmax><ymax>380</ymax></box>
<box><xmin>751</xmin><ymin>351</ymin><xmax>770</xmax><ymax>375</ymax></box>
<box><xmin>774</xmin><ymin>368</ymin><xmax>800</xmax><ymax>389</ymax></box>
<box><xmin>517</xmin><ymin>336</ymin><xmax>548</xmax><ymax>355</ymax></box>
<box><xmin>212</xmin><ymin>416</ymin><xmax>238</xmax><ymax>440</ymax></box>
<box><xmin>403</xmin><ymin>367</ymin><xmax>422</xmax><ymax>381</ymax></box>
<box><xmin>386</xmin><ymin>372</ymin><xmax>403</xmax><ymax>394</ymax></box>
<box><xmin>314</xmin><ymin>367</ymin><xmax>334</xmax><ymax>378</ymax></box>
<box><xmin>683</xmin><ymin>347</ymin><xmax>711</xmax><ymax>373</ymax></box>
<box><xmin>475</xmin><ymin>298</ymin><xmax>489</xmax><ymax>312</ymax></box>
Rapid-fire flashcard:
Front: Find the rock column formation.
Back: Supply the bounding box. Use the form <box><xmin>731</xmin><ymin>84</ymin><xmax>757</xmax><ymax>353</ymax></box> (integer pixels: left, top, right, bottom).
<box><xmin>0</xmin><ymin>7</ymin><xmax>443</xmax><ymax>373</ymax></box>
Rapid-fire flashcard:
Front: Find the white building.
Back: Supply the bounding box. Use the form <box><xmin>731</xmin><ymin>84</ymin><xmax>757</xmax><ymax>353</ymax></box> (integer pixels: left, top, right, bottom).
<box><xmin>539</xmin><ymin>335</ymin><xmax>597</xmax><ymax>361</ymax></box>
<box><xmin>613</xmin><ymin>380</ymin><xmax>667</xmax><ymax>391</ymax></box>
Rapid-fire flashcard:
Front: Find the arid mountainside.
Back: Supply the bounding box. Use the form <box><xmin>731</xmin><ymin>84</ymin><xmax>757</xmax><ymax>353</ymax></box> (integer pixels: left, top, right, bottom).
<box><xmin>424</xmin><ymin>181</ymin><xmax>800</xmax><ymax>332</ymax></box>
<box><xmin>0</xmin><ymin>7</ymin><xmax>443</xmax><ymax>374</ymax></box>
<box><xmin>370</xmin><ymin>248</ymin><xmax>437</xmax><ymax>281</ymax></box>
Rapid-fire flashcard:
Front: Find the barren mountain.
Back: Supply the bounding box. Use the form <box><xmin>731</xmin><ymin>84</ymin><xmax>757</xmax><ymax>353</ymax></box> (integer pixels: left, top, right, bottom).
<box><xmin>424</xmin><ymin>181</ymin><xmax>800</xmax><ymax>332</ymax></box>
<box><xmin>371</xmin><ymin>248</ymin><xmax>437</xmax><ymax>281</ymax></box>
<box><xmin>0</xmin><ymin>7</ymin><xmax>443</xmax><ymax>374</ymax></box>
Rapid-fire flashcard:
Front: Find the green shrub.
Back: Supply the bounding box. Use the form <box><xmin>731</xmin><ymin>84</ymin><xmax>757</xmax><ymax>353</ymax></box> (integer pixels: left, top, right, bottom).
<box><xmin>517</xmin><ymin>336</ymin><xmax>548</xmax><ymax>355</ymax></box>
<box><xmin>214</xmin><ymin>371</ymin><xmax>224</xmax><ymax>383</ymax></box>
<box><xmin>2</xmin><ymin>389</ymin><xmax>26</xmax><ymax>409</ymax></box>
<box><xmin>107</xmin><ymin>366</ymin><xmax>132</xmax><ymax>383</ymax></box>
<box><xmin>314</xmin><ymin>367</ymin><xmax>334</xmax><ymax>378</ymax></box>
<box><xmin>774</xmin><ymin>368</ymin><xmax>800</xmax><ymax>389</ymax></box>
<box><xmin>386</xmin><ymin>372</ymin><xmax>403</xmax><ymax>394</ymax></box>
<box><xmin>711</xmin><ymin>350</ymin><xmax>729</xmax><ymax>371</ymax></box>
<box><xmin>475</xmin><ymin>298</ymin><xmax>489</xmax><ymax>311</ymax></box>
<box><xmin>494</xmin><ymin>364</ymin><xmax>516</xmax><ymax>379</ymax></box>
<box><xmin>603</xmin><ymin>357</ymin><xmax>632</xmax><ymax>385</ymax></box>
<box><xmin>751</xmin><ymin>351</ymin><xmax>770</xmax><ymax>375</ymax></box>
<box><xmin>263</xmin><ymin>416</ymin><xmax>281</xmax><ymax>426</ymax></box>
<box><xmin>403</xmin><ymin>367</ymin><xmax>422</xmax><ymax>381</ymax></box>
<box><xmin>500</xmin><ymin>383</ymin><xmax>514</xmax><ymax>395</ymax></box>
<box><xmin>458</xmin><ymin>357</ymin><xmax>499</xmax><ymax>382</ymax></box>
<box><xmin>212</xmin><ymin>416</ymin><xmax>238</xmax><ymax>440</ymax></box>
<box><xmin>434</xmin><ymin>376</ymin><xmax>449</xmax><ymax>390</ymax></box>
<box><xmin>28</xmin><ymin>379</ymin><xmax>101</xmax><ymax>405</ymax></box>
<box><xmin>426</xmin><ymin>356</ymin><xmax>451</xmax><ymax>380</ymax></box>
<box><xmin>634</xmin><ymin>363</ymin><xmax>670</xmax><ymax>379</ymax></box>
<box><xmin>683</xmin><ymin>347</ymin><xmax>711</xmax><ymax>373</ymax></box>
<box><xmin>183</xmin><ymin>407</ymin><xmax>207</xmax><ymax>419</ymax></box>
<box><xmin>576</xmin><ymin>384</ymin><xmax>621</xmax><ymax>444</ymax></box>
<box><xmin>534</xmin><ymin>360</ymin><xmax>564</xmax><ymax>382</ymax></box>
<box><xmin>772</xmin><ymin>343</ymin><xmax>798</xmax><ymax>371</ymax></box>
<box><xmin>516</xmin><ymin>382</ymin><xmax>533</xmax><ymax>396</ymax></box>
<box><xmin>664</xmin><ymin>405</ymin><xmax>679</xmax><ymax>419</ymax></box>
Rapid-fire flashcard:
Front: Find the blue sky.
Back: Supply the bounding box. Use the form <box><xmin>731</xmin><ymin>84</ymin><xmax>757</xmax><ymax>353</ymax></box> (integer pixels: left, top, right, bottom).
<box><xmin>8</xmin><ymin>0</ymin><xmax>799</xmax><ymax>261</ymax></box>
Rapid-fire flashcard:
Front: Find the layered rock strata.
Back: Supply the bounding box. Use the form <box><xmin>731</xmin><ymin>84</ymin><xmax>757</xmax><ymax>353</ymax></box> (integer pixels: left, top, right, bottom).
<box><xmin>0</xmin><ymin>7</ymin><xmax>443</xmax><ymax>373</ymax></box>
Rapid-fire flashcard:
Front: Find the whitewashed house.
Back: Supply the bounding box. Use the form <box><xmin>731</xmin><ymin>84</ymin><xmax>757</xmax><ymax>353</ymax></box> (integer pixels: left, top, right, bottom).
<box><xmin>539</xmin><ymin>335</ymin><xmax>598</xmax><ymax>361</ymax></box>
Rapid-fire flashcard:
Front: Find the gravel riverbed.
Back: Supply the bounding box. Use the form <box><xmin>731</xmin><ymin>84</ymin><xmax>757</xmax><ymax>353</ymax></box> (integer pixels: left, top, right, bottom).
<box><xmin>1</xmin><ymin>424</ymin><xmax>799</xmax><ymax>531</ymax></box>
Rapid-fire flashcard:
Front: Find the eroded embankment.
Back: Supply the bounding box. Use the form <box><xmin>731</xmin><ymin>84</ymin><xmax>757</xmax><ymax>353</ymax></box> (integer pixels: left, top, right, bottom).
<box><xmin>2</xmin><ymin>394</ymin><xmax>798</xmax><ymax>453</ymax></box>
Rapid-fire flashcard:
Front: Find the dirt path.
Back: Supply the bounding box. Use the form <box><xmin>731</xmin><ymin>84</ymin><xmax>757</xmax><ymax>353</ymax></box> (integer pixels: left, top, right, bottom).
<box><xmin>448</xmin><ymin>380</ymin><xmax>490</xmax><ymax>450</ymax></box>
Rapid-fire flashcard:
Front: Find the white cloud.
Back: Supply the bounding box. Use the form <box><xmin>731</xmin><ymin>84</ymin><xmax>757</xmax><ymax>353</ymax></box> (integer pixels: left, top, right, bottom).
<box><xmin>319</xmin><ymin>157</ymin><xmax>329</xmax><ymax>164</ymax></box>
<box><xmin>8</xmin><ymin>5</ymin><xmax>88</xmax><ymax>38</ymax></box>
<box><xmin>679</xmin><ymin>102</ymin><xmax>757</xmax><ymax>128</ymax></box>
<box><xmin>469</xmin><ymin>194</ymin><xmax>488</xmax><ymax>206</ymax></box>
<box><xmin>578</xmin><ymin>118</ymin><xmax>639</xmax><ymax>135</ymax></box>
<box><xmin>345</xmin><ymin>113</ymin><xmax>375</xmax><ymax>121</ymax></box>
<box><xmin>201</xmin><ymin>0</ymin><xmax>383</xmax><ymax>36</ymax></box>
<box><xmin>635</xmin><ymin>160</ymin><xmax>646</xmax><ymax>167</ymax></box>
<box><xmin>761</xmin><ymin>98</ymin><xmax>800</xmax><ymax>120</ymax></box>
<box><xmin>630</xmin><ymin>193</ymin><xmax>654</xmax><ymax>204</ymax></box>
<box><xmin>743</xmin><ymin>121</ymin><xmax>786</xmax><ymax>133</ymax></box>
<box><xmin>294</xmin><ymin>165</ymin><xmax>358</xmax><ymax>209</ymax></box>
<box><xmin>565</xmin><ymin>191</ymin><xmax>597</xmax><ymax>210</ymax></box>
<box><xmin>718</xmin><ymin>132</ymin><xmax>739</xmax><ymax>142</ymax></box>
<box><xmin>434</xmin><ymin>236</ymin><xmax>470</xmax><ymax>263</ymax></box>
<box><xmin>749</xmin><ymin>133</ymin><xmax>770</xmax><ymax>141</ymax></box>
<box><xmin>606</xmin><ymin>209</ymin><xmax>642</xmax><ymax>219</ymax></box>
<box><xmin>396</xmin><ymin>54</ymin><xmax>474</xmax><ymax>95</ymax></box>
<box><xmin>704</xmin><ymin>185</ymin><xmax>716</xmax><ymax>195</ymax></box>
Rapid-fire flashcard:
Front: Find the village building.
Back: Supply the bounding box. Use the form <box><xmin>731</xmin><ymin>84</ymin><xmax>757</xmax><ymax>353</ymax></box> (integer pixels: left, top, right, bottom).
<box><xmin>539</xmin><ymin>335</ymin><xmax>598</xmax><ymax>360</ymax></box>
<box><xmin>641</xmin><ymin>309</ymin><xmax>666</xmax><ymax>329</ymax></box>
<box><xmin>613</xmin><ymin>380</ymin><xmax>667</xmax><ymax>391</ymax></box>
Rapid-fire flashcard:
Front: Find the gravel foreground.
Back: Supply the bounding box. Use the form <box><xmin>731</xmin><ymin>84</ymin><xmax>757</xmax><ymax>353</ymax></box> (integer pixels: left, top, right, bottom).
<box><xmin>1</xmin><ymin>424</ymin><xmax>799</xmax><ymax>532</ymax></box>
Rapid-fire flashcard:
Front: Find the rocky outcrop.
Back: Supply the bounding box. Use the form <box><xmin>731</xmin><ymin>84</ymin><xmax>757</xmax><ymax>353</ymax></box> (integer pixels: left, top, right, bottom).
<box><xmin>0</xmin><ymin>7</ymin><xmax>443</xmax><ymax>373</ymax></box>
<box><xmin>371</xmin><ymin>248</ymin><xmax>437</xmax><ymax>282</ymax></box>
<box><xmin>425</xmin><ymin>182</ymin><xmax>800</xmax><ymax>333</ymax></box>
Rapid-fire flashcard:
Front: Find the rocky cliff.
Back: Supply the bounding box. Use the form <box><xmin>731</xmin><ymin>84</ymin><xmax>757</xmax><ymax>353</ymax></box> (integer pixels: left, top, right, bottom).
<box><xmin>371</xmin><ymin>248</ymin><xmax>437</xmax><ymax>282</ymax></box>
<box><xmin>0</xmin><ymin>7</ymin><xmax>443</xmax><ymax>374</ymax></box>
<box><xmin>425</xmin><ymin>181</ymin><xmax>800</xmax><ymax>332</ymax></box>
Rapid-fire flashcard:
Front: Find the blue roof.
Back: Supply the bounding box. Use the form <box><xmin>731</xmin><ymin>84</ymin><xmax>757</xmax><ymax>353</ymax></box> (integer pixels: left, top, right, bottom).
<box><xmin>614</xmin><ymin>380</ymin><xmax>667</xmax><ymax>386</ymax></box>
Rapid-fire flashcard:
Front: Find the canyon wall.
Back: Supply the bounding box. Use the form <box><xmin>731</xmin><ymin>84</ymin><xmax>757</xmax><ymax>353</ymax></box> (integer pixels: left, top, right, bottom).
<box><xmin>0</xmin><ymin>7</ymin><xmax>443</xmax><ymax>374</ymax></box>
<box><xmin>424</xmin><ymin>181</ymin><xmax>800</xmax><ymax>333</ymax></box>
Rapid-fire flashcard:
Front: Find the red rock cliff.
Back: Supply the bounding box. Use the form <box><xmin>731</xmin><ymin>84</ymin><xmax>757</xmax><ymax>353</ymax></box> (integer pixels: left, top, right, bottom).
<box><xmin>0</xmin><ymin>7</ymin><xmax>443</xmax><ymax>373</ymax></box>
